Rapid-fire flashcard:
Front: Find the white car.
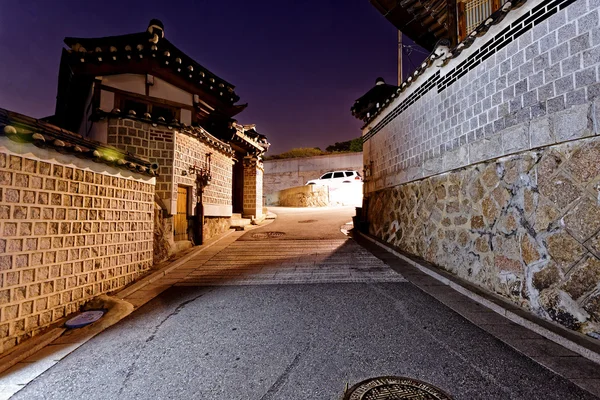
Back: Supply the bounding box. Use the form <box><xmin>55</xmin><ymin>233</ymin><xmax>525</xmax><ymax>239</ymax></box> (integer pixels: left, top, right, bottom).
<box><xmin>306</xmin><ymin>170</ymin><xmax>362</xmax><ymax>188</ymax></box>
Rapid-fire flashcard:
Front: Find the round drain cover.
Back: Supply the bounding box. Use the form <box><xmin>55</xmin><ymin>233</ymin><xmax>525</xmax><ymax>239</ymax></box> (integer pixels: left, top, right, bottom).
<box><xmin>343</xmin><ymin>376</ymin><xmax>452</xmax><ymax>400</ymax></box>
<box><xmin>65</xmin><ymin>309</ymin><xmax>106</xmax><ymax>329</ymax></box>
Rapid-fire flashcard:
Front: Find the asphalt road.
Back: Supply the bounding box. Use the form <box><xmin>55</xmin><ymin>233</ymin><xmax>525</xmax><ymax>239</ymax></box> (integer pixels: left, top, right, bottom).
<box><xmin>12</xmin><ymin>207</ymin><xmax>596</xmax><ymax>399</ymax></box>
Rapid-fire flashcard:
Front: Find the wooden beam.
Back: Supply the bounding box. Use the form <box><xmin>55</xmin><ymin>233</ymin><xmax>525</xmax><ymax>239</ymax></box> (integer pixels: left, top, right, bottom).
<box><xmin>447</xmin><ymin>0</ymin><xmax>458</xmax><ymax>47</ymax></box>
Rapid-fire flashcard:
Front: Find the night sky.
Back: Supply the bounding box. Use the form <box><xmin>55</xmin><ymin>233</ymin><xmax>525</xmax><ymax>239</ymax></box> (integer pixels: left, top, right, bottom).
<box><xmin>0</xmin><ymin>0</ymin><xmax>425</xmax><ymax>154</ymax></box>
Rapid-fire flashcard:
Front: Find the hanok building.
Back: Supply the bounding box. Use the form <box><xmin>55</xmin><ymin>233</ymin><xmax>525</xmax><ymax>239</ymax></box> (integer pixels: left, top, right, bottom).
<box><xmin>51</xmin><ymin>20</ymin><xmax>269</xmax><ymax>249</ymax></box>
<box><xmin>352</xmin><ymin>0</ymin><xmax>600</xmax><ymax>335</ymax></box>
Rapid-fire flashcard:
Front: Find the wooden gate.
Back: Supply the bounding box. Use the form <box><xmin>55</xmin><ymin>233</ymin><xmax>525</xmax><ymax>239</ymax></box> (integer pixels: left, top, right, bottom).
<box><xmin>174</xmin><ymin>186</ymin><xmax>189</xmax><ymax>241</ymax></box>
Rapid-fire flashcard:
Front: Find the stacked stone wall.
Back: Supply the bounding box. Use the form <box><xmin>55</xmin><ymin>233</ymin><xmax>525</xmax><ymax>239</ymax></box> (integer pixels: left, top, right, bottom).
<box><xmin>367</xmin><ymin>136</ymin><xmax>600</xmax><ymax>334</ymax></box>
<box><xmin>0</xmin><ymin>151</ymin><xmax>154</xmax><ymax>354</ymax></box>
<box><xmin>203</xmin><ymin>217</ymin><xmax>230</xmax><ymax>241</ymax></box>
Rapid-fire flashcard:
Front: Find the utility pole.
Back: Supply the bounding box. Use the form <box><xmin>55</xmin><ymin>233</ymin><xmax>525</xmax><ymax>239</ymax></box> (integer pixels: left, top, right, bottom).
<box><xmin>398</xmin><ymin>30</ymin><xmax>403</xmax><ymax>85</ymax></box>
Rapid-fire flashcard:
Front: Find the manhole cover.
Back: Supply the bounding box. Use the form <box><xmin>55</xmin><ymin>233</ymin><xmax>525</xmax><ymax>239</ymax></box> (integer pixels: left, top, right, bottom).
<box><xmin>343</xmin><ymin>376</ymin><xmax>452</xmax><ymax>400</ymax></box>
<box><xmin>251</xmin><ymin>231</ymin><xmax>285</xmax><ymax>239</ymax></box>
<box><xmin>65</xmin><ymin>309</ymin><xmax>106</xmax><ymax>329</ymax></box>
<box><xmin>298</xmin><ymin>219</ymin><xmax>317</xmax><ymax>223</ymax></box>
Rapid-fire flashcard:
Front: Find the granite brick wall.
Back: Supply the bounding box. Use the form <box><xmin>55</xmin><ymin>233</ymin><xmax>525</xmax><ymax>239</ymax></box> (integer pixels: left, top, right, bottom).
<box><xmin>363</xmin><ymin>0</ymin><xmax>600</xmax><ymax>194</ymax></box>
<box><xmin>0</xmin><ymin>151</ymin><xmax>154</xmax><ymax>354</ymax></box>
<box><xmin>242</xmin><ymin>158</ymin><xmax>263</xmax><ymax>219</ymax></box>
<box><xmin>173</xmin><ymin>133</ymin><xmax>232</xmax><ymax>210</ymax></box>
<box><xmin>108</xmin><ymin>119</ymin><xmax>173</xmax><ymax>206</ymax></box>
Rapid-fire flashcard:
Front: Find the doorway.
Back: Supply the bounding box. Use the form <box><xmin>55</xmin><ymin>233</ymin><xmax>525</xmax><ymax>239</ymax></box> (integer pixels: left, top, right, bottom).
<box><xmin>174</xmin><ymin>185</ymin><xmax>189</xmax><ymax>241</ymax></box>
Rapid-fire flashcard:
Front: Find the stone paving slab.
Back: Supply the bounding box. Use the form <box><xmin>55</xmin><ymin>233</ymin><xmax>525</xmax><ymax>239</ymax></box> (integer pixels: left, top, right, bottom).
<box><xmin>175</xmin><ymin>239</ymin><xmax>406</xmax><ymax>287</ymax></box>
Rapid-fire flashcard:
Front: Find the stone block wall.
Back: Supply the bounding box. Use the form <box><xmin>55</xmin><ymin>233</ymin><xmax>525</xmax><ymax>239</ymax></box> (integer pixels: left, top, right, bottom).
<box><xmin>108</xmin><ymin>119</ymin><xmax>173</xmax><ymax>208</ymax></box>
<box><xmin>363</xmin><ymin>0</ymin><xmax>600</xmax><ymax>194</ymax></box>
<box><xmin>242</xmin><ymin>157</ymin><xmax>263</xmax><ymax>218</ymax></box>
<box><xmin>173</xmin><ymin>133</ymin><xmax>233</xmax><ymax>213</ymax></box>
<box><xmin>0</xmin><ymin>150</ymin><xmax>154</xmax><ymax>354</ymax></box>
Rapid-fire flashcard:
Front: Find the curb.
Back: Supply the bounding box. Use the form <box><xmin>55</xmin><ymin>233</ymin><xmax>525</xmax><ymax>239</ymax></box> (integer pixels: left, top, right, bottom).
<box><xmin>0</xmin><ymin>328</ymin><xmax>65</xmax><ymax>376</ymax></box>
<box><xmin>0</xmin><ymin>227</ymin><xmax>243</xmax><ymax>399</ymax></box>
<box><xmin>357</xmin><ymin>230</ymin><xmax>600</xmax><ymax>366</ymax></box>
<box><xmin>116</xmin><ymin>229</ymin><xmax>237</xmax><ymax>300</ymax></box>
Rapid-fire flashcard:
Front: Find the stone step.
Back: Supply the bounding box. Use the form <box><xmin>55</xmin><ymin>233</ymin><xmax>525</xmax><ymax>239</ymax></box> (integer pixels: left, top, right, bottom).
<box><xmin>230</xmin><ymin>217</ymin><xmax>251</xmax><ymax>231</ymax></box>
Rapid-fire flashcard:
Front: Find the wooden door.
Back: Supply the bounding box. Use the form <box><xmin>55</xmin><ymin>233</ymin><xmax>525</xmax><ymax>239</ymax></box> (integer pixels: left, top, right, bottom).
<box><xmin>174</xmin><ymin>186</ymin><xmax>189</xmax><ymax>241</ymax></box>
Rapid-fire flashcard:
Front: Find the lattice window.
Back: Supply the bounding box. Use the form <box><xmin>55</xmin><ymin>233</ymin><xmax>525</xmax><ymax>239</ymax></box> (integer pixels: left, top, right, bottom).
<box><xmin>458</xmin><ymin>0</ymin><xmax>502</xmax><ymax>41</ymax></box>
<box><xmin>465</xmin><ymin>0</ymin><xmax>493</xmax><ymax>34</ymax></box>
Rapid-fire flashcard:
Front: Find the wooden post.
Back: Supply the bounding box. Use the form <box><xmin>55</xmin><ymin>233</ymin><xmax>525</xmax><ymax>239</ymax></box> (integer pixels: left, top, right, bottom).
<box><xmin>457</xmin><ymin>1</ymin><xmax>467</xmax><ymax>42</ymax></box>
<box><xmin>492</xmin><ymin>0</ymin><xmax>502</xmax><ymax>12</ymax></box>
<box><xmin>398</xmin><ymin>30</ymin><xmax>403</xmax><ymax>85</ymax></box>
<box><xmin>447</xmin><ymin>0</ymin><xmax>458</xmax><ymax>47</ymax></box>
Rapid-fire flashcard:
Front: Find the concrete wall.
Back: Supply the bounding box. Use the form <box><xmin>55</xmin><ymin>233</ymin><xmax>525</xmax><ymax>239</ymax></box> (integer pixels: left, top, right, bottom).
<box><xmin>263</xmin><ymin>152</ymin><xmax>363</xmax><ymax>194</ymax></box>
<box><xmin>363</xmin><ymin>0</ymin><xmax>600</xmax><ymax>335</ymax></box>
<box><xmin>0</xmin><ymin>140</ymin><xmax>155</xmax><ymax>354</ymax></box>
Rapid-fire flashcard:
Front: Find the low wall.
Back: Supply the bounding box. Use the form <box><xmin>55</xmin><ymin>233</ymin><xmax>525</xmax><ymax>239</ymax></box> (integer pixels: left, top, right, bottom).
<box><xmin>0</xmin><ymin>144</ymin><xmax>155</xmax><ymax>354</ymax></box>
<box><xmin>203</xmin><ymin>217</ymin><xmax>230</xmax><ymax>241</ymax></box>
<box><xmin>266</xmin><ymin>185</ymin><xmax>328</xmax><ymax>207</ymax></box>
<box><xmin>366</xmin><ymin>135</ymin><xmax>600</xmax><ymax>335</ymax></box>
<box><xmin>266</xmin><ymin>184</ymin><xmax>363</xmax><ymax>207</ymax></box>
<box><xmin>264</xmin><ymin>152</ymin><xmax>362</xmax><ymax>194</ymax></box>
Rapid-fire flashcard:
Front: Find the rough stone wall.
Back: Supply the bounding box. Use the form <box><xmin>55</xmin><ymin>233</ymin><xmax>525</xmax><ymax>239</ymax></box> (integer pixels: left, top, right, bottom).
<box><xmin>153</xmin><ymin>202</ymin><xmax>172</xmax><ymax>264</ymax></box>
<box><xmin>267</xmin><ymin>185</ymin><xmax>329</xmax><ymax>207</ymax></box>
<box><xmin>363</xmin><ymin>0</ymin><xmax>600</xmax><ymax>194</ymax></box>
<box><xmin>173</xmin><ymin>133</ymin><xmax>233</xmax><ymax>212</ymax></box>
<box><xmin>0</xmin><ymin>152</ymin><xmax>154</xmax><ymax>354</ymax></box>
<box><xmin>263</xmin><ymin>152</ymin><xmax>363</xmax><ymax>194</ymax></box>
<box><xmin>203</xmin><ymin>217</ymin><xmax>230</xmax><ymax>241</ymax></box>
<box><xmin>367</xmin><ymin>136</ymin><xmax>600</xmax><ymax>334</ymax></box>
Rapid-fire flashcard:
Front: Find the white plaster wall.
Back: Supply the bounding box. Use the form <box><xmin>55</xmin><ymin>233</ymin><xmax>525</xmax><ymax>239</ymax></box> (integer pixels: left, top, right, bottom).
<box><xmin>149</xmin><ymin>76</ymin><xmax>193</xmax><ymax>105</ymax></box>
<box><xmin>102</xmin><ymin>74</ymin><xmax>146</xmax><ymax>95</ymax></box>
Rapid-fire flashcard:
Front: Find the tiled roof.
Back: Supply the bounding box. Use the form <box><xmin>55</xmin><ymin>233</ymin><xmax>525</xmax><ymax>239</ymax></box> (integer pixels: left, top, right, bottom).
<box><xmin>370</xmin><ymin>0</ymin><xmax>449</xmax><ymax>51</ymax></box>
<box><xmin>354</xmin><ymin>0</ymin><xmax>528</xmax><ymax>126</ymax></box>
<box><xmin>92</xmin><ymin>108</ymin><xmax>235</xmax><ymax>156</ymax></box>
<box><xmin>0</xmin><ymin>108</ymin><xmax>158</xmax><ymax>176</ymax></box>
<box><xmin>63</xmin><ymin>19</ymin><xmax>240</xmax><ymax>104</ymax></box>
<box><xmin>351</xmin><ymin>78</ymin><xmax>399</xmax><ymax>122</ymax></box>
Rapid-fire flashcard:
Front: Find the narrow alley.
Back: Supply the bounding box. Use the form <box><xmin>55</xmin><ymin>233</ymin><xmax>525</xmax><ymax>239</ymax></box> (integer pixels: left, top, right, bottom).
<box><xmin>5</xmin><ymin>207</ymin><xmax>597</xmax><ymax>399</ymax></box>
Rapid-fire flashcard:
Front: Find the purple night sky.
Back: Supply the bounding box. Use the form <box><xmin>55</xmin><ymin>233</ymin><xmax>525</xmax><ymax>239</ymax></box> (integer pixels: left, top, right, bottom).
<box><xmin>0</xmin><ymin>0</ymin><xmax>426</xmax><ymax>154</ymax></box>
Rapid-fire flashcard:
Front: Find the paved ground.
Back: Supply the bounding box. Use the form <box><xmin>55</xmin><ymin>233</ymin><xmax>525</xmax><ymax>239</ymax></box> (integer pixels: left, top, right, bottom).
<box><xmin>6</xmin><ymin>207</ymin><xmax>600</xmax><ymax>399</ymax></box>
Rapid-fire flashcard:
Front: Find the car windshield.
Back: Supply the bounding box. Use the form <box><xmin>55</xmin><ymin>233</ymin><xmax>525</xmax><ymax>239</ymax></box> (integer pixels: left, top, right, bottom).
<box><xmin>321</xmin><ymin>173</ymin><xmax>333</xmax><ymax>179</ymax></box>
